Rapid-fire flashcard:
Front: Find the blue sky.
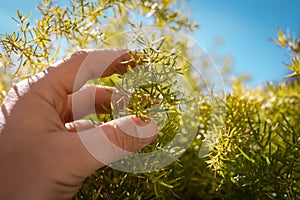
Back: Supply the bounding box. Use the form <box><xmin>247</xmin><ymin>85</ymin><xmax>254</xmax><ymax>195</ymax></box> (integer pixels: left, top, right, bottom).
<box><xmin>1</xmin><ymin>0</ymin><xmax>299</xmax><ymax>87</ymax></box>
<box><xmin>188</xmin><ymin>0</ymin><xmax>300</xmax><ymax>87</ymax></box>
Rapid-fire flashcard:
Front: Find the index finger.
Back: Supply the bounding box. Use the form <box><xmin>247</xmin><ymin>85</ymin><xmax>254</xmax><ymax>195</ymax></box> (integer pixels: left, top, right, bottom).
<box><xmin>46</xmin><ymin>49</ymin><xmax>139</xmax><ymax>94</ymax></box>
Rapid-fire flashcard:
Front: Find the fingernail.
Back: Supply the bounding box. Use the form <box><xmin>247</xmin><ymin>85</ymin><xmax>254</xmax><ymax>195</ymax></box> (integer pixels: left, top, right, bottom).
<box><xmin>113</xmin><ymin>115</ymin><xmax>158</xmax><ymax>139</ymax></box>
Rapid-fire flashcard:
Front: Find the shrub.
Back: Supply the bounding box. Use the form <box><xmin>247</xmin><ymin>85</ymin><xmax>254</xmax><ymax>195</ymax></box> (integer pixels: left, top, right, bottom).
<box><xmin>1</xmin><ymin>1</ymin><xmax>299</xmax><ymax>199</ymax></box>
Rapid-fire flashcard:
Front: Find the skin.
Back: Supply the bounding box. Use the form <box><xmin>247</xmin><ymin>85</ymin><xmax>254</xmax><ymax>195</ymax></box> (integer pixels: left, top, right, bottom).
<box><xmin>0</xmin><ymin>49</ymin><xmax>157</xmax><ymax>200</ymax></box>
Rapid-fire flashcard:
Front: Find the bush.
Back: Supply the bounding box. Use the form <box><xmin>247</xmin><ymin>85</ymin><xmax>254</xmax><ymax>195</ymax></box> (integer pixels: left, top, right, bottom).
<box><xmin>1</xmin><ymin>1</ymin><xmax>299</xmax><ymax>199</ymax></box>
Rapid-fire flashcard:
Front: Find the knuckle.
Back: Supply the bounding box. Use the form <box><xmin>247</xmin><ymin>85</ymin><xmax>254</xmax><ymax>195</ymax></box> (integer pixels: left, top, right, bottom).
<box><xmin>71</xmin><ymin>50</ymin><xmax>89</xmax><ymax>58</ymax></box>
<box><xmin>68</xmin><ymin>50</ymin><xmax>89</xmax><ymax>62</ymax></box>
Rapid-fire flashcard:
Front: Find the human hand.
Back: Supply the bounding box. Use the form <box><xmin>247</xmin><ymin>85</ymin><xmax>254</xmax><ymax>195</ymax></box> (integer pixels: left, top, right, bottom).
<box><xmin>0</xmin><ymin>49</ymin><xmax>158</xmax><ymax>200</ymax></box>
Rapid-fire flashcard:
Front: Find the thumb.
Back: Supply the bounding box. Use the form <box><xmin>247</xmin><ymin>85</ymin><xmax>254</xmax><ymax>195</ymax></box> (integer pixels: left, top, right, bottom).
<box><xmin>77</xmin><ymin>115</ymin><xmax>158</xmax><ymax>169</ymax></box>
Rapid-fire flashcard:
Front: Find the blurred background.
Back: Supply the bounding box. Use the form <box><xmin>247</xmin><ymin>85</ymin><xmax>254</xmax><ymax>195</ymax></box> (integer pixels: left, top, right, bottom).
<box><xmin>1</xmin><ymin>0</ymin><xmax>299</xmax><ymax>87</ymax></box>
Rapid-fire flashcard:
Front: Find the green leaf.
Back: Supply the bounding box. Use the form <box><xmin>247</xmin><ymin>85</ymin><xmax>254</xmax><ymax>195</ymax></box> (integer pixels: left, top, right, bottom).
<box><xmin>237</xmin><ymin>146</ymin><xmax>255</xmax><ymax>163</ymax></box>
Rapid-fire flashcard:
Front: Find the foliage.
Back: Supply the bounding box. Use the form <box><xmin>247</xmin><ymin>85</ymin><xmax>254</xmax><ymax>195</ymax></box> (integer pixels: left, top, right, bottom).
<box><xmin>0</xmin><ymin>0</ymin><xmax>197</xmax><ymax>102</ymax></box>
<box><xmin>1</xmin><ymin>1</ymin><xmax>300</xmax><ymax>200</ymax></box>
<box><xmin>208</xmin><ymin>83</ymin><xmax>300</xmax><ymax>199</ymax></box>
<box><xmin>271</xmin><ymin>28</ymin><xmax>300</xmax><ymax>78</ymax></box>
<box><xmin>207</xmin><ymin>29</ymin><xmax>300</xmax><ymax>199</ymax></box>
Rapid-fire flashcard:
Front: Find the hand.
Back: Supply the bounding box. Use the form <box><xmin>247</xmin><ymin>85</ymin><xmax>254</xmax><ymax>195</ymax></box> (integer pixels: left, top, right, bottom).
<box><xmin>0</xmin><ymin>49</ymin><xmax>158</xmax><ymax>200</ymax></box>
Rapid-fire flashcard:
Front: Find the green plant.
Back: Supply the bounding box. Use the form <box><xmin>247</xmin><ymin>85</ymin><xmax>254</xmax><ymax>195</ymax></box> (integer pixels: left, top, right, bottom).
<box><xmin>205</xmin><ymin>29</ymin><xmax>300</xmax><ymax>200</ymax></box>
<box><xmin>0</xmin><ymin>0</ymin><xmax>197</xmax><ymax>102</ymax></box>
<box><xmin>272</xmin><ymin>28</ymin><xmax>300</xmax><ymax>78</ymax></box>
<box><xmin>1</xmin><ymin>1</ymin><xmax>300</xmax><ymax>199</ymax></box>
